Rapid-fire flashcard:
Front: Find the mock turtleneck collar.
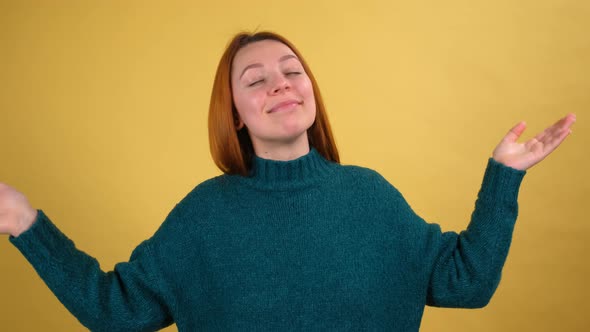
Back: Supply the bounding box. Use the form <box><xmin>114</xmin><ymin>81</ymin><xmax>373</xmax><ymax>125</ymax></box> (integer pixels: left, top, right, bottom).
<box><xmin>239</xmin><ymin>148</ymin><xmax>335</xmax><ymax>190</ymax></box>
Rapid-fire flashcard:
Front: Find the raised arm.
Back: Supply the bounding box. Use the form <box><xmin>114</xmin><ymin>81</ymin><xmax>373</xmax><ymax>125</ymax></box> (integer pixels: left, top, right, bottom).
<box><xmin>1</xmin><ymin>184</ymin><xmax>173</xmax><ymax>331</ymax></box>
<box><xmin>426</xmin><ymin>114</ymin><xmax>576</xmax><ymax>307</ymax></box>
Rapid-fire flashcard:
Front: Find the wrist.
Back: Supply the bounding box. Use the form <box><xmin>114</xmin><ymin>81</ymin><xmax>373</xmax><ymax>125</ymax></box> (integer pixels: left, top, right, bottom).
<box><xmin>13</xmin><ymin>208</ymin><xmax>38</xmax><ymax>237</ymax></box>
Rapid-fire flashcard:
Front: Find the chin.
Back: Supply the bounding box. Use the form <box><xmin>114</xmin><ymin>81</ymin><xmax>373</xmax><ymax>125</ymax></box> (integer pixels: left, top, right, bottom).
<box><xmin>281</xmin><ymin>124</ymin><xmax>314</xmax><ymax>140</ymax></box>
<box><xmin>272</xmin><ymin>128</ymin><xmax>311</xmax><ymax>144</ymax></box>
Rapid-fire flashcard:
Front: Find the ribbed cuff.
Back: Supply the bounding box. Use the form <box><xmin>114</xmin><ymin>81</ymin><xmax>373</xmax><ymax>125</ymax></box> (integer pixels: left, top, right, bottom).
<box><xmin>9</xmin><ymin>210</ymin><xmax>74</xmax><ymax>266</ymax></box>
<box><xmin>478</xmin><ymin>158</ymin><xmax>526</xmax><ymax>203</ymax></box>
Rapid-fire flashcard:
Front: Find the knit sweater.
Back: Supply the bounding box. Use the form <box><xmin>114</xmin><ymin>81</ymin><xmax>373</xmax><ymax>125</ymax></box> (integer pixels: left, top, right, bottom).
<box><xmin>10</xmin><ymin>149</ymin><xmax>526</xmax><ymax>331</ymax></box>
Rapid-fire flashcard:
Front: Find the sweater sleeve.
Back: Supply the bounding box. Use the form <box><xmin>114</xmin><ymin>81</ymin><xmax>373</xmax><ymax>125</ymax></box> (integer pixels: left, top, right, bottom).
<box><xmin>424</xmin><ymin>158</ymin><xmax>526</xmax><ymax>308</ymax></box>
<box><xmin>9</xmin><ymin>210</ymin><xmax>174</xmax><ymax>332</ymax></box>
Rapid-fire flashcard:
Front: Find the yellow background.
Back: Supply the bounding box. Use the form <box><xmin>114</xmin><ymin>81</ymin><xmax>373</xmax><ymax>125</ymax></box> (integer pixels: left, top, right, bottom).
<box><xmin>1</xmin><ymin>1</ymin><xmax>588</xmax><ymax>331</ymax></box>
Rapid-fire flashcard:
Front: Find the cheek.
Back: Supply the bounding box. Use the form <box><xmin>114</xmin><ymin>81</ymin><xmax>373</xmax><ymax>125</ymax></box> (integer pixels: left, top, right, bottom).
<box><xmin>301</xmin><ymin>79</ymin><xmax>316</xmax><ymax>111</ymax></box>
<box><xmin>299</xmin><ymin>77</ymin><xmax>314</xmax><ymax>99</ymax></box>
<box><xmin>234</xmin><ymin>90</ymin><xmax>264</xmax><ymax>122</ymax></box>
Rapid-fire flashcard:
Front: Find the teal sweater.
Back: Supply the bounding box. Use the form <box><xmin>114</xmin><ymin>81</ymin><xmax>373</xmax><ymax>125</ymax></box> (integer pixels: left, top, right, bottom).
<box><xmin>11</xmin><ymin>149</ymin><xmax>525</xmax><ymax>331</ymax></box>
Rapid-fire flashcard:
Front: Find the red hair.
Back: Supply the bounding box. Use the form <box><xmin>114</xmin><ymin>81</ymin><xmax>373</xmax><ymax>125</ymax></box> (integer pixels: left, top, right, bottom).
<box><xmin>208</xmin><ymin>31</ymin><xmax>340</xmax><ymax>175</ymax></box>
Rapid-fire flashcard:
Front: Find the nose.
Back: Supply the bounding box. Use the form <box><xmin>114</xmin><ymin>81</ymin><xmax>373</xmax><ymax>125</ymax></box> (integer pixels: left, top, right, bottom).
<box><xmin>269</xmin><ymin>75</ymin><xmax>291</xmax><ymax>95</ymax></box>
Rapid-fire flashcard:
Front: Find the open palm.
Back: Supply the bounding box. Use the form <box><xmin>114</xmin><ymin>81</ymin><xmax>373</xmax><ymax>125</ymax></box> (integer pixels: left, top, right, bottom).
<box><xmin>492</xmin><ymin>113</ymin><xmax>576</xmax><ymax>171</ymax></box>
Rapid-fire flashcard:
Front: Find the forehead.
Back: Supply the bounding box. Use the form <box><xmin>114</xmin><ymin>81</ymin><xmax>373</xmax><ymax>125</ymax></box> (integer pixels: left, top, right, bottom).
<box><xmin>232</xmin><ymin>40</ymin><xmax>297</xmax><ymax>72</ymax></box>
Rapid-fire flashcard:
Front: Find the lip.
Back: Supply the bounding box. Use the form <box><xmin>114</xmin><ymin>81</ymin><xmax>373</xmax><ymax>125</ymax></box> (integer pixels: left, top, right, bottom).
<box><xmin>267</xmin><ymin>99</ymin><xmax>302</xmax><ymax>113</ymax></box>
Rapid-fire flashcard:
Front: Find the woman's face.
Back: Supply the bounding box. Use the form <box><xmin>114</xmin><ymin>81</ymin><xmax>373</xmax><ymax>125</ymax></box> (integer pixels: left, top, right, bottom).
<box><xmin>231</xmin><ymin>40</ymin><xmax>316</xmax><ymax>154</ymax></box>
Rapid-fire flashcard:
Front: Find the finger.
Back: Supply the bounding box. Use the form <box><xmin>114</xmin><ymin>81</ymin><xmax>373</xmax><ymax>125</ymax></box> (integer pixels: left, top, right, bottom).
<box><xmin>539</xmin><ymin>114</ymin><xmax>576</xmax><ymax>143</ymax></box>
<box><xmin>561</xmin><ymin>113</ymin><xmax>577</xmax><ymax>130</ymax></box>
<box><xmin>533</xmin><ymin>123</ymin><xmax>572</xmax><ymax>157</ymax></box>
<box><xmin>503</xmin><ymin>121</ymin><xmax>527</xmax><ymax>143</ymax></box>
<box><xmin>546</xmin><ymin>113</ymin><xmax>577</xmax><ymax>135</ymax></box>
<box><xmin>525</xmin><ymin>113</ymin><xmax>576</xmax><ymax>148</ymax></box>
<box><xmin>524</xmin><ymin>135</ymin><xmax>540</xmax><ymax>150</ymax></box>
<box><xmin>529</xmin><ymin>128</ymin><xmax>548</xmax><ymax>147</ymax></box>
<box><xmin>541</xmin><ymin>127</ymin><xmax>572</xmax><ymax>156</ymax></box>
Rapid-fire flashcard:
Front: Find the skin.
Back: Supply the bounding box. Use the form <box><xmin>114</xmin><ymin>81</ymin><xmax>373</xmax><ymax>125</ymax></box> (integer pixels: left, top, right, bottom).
<box><xmin>492</xmin><ymin>114</ymin><xmax>576</xmax><ymax>170</ymax></box>
<box><xmin>0</xmin><ymin>40</ymin><xmax>577</xmax><ymax>237</ymax></box>
<box><xmin>231</xmin><ymin>40</ymin><xmax>316</xmax><ymax>161</ymax></box>
<box><xmin>0</xmin><ymin>183</ymin><xmax>37</xmax><ymax>238</ymax></box>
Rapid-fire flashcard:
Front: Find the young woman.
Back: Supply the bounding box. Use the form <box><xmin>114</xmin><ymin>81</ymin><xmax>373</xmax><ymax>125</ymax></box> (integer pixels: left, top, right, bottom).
<box><xmin>0</xmin><ymin>31</ymin><xmax>576</xmax><ymax>331</ymax></box>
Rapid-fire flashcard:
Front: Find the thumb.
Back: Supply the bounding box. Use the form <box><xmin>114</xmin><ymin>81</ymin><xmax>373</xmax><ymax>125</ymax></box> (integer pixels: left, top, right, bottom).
<box><xmin>503</xmin><ymin>121</ymin><xmax>527</xmax><ymax>143</ymax></box>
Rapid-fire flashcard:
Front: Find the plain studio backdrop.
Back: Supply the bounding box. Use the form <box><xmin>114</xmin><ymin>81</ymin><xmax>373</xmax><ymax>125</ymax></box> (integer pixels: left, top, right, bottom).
<box><xmin>1</xmin><ymin>1</ymin><xmax>588</xmax><ymax>331</ymax></box>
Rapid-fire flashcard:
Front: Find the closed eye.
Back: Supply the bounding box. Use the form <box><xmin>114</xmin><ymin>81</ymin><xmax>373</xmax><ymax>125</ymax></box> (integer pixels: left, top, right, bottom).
<box><xmin>286</xmin><ymin>72</ymin><xmax>302</xmax><ymax>76</ymax></box>
<box><xmin>248</xmin><ymin>79</ymin><xmax>264</xmax><ymax>87</ymax></box>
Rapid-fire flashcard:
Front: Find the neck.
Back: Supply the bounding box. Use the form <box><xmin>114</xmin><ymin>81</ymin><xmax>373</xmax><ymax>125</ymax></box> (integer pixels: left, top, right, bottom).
<box><xmin>252</xmin><ymin>135</ymin><xmax>310</xmax><ymax>161</ymax></box>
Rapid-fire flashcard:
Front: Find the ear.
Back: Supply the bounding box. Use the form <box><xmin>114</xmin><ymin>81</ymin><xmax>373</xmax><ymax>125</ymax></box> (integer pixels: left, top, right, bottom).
<box><xmin>234</xmin><ymin>116</ymin><xmax>244</xmax><ymax>130</ymax></box>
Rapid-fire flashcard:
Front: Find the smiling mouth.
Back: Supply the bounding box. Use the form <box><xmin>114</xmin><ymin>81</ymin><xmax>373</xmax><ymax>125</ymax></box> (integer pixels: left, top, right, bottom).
<box><xmin>267</xmin><ymin>100</ymin><xmax>302</xmax><ymax>113</ymax></box>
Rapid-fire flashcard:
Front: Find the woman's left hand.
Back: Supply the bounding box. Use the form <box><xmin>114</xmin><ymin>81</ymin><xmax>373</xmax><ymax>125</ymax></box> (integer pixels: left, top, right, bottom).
<box><xmin>492</xmin><ymin>113</ymin><xmax>576</xmax><ymax>170</ymax></box>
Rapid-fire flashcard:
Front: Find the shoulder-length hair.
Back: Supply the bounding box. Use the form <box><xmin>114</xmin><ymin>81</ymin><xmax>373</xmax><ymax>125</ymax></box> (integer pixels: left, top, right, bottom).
<box><xmin>208</xmin><ymin>31</ymin><xmax>340</xmax><ymax>176</ymax></box>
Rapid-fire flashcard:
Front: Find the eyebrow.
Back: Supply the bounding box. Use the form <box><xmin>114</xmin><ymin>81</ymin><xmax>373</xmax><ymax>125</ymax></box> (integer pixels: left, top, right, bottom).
<box><xmin>239</xmin><ymin>54</ymin><xmax>300</xmax><ymax>79</ymax></box>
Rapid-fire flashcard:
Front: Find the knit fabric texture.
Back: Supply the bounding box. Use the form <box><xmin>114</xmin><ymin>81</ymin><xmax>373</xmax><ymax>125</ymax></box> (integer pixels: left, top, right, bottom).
<box><xmin>10</xmin><ymin>148</ymin><xmax>526</xmax><ymax>331</ymax></box>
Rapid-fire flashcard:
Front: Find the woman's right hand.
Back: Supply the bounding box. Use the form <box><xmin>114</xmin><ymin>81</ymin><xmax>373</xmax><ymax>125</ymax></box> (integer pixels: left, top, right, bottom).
<box><xmin>0</xmin><ymin>183</ymin><xmax>37</xmax><ymax>237</ymax></box>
